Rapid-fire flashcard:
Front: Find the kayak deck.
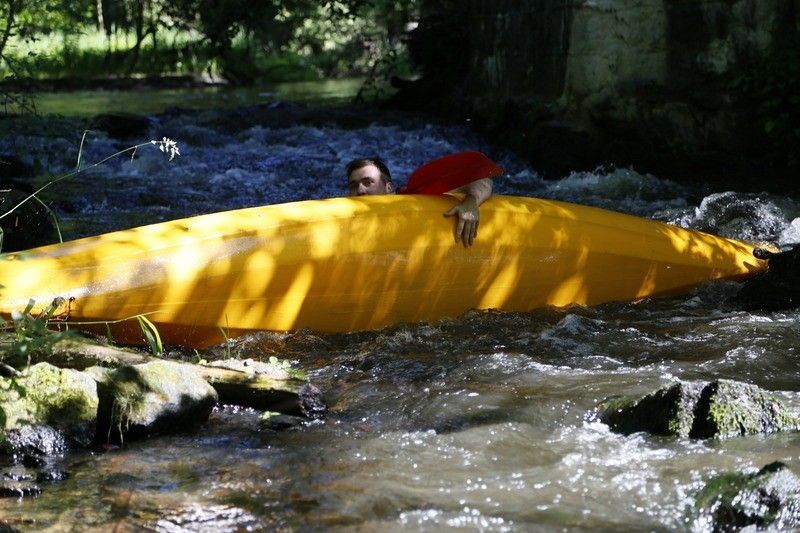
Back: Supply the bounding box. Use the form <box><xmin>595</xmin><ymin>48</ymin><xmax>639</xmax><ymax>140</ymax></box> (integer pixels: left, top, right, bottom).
<box><xmin>0</xmin><ymin>195</ymin><xmax>767</xmax><ymax>347</ymax></box>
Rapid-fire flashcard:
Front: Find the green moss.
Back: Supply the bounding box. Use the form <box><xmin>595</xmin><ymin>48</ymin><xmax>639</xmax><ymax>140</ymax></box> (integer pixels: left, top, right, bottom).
<box><xmin>707</xmin><ymin>401</ymin><xmax>758</xmax><ymax>437</ymax></box>
<box><xmin>695</xmin><ymin>471</ymin><xmax>750</xmax><ymax>509</ymax></box>
<box><xmin>701</xmin><ymin>381</ymin><xmax>800</xmax><ymax>438</ymax></box>
<box><xmin>0</xmin><ymin>363</ymin><xmax>98</xmax><ymax>447</ymax></box>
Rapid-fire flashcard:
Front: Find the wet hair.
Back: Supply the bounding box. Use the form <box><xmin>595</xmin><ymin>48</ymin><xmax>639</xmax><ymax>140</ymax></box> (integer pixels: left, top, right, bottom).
<box><xmin>345</xmin><ymin>157</ymin><xmax>392</xmax><ymax>184</ymax></box>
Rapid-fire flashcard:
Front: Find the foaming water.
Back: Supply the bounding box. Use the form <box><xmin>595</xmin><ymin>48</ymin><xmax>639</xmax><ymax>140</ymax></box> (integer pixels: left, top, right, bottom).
<box><xmin>3</xmin><ymin>103</ymin><xmax>800</xmax><ymax>530</ymax></box>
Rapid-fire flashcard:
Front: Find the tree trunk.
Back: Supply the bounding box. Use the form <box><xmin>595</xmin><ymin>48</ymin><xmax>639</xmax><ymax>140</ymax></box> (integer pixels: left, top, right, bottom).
<box><xmin>95</xmin><ymin>0</ymin><xmax>105</xmax><ymax>32</ymax></box>
<box><xmin>125</xmin><ymin>0</ymin><xmax>145</xmax><ymax>75</ymax></box>
<box><xmin>0</xmin><ymin>0</ymin><xmax>20</xmax><ymax>61</ymax></box>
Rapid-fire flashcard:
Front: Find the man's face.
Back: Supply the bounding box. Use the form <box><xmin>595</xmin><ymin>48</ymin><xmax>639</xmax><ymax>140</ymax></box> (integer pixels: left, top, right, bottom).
<box><xmin>348</xmin><ymin>164</ymin><xmax>393</xmax><ymax>196</ymax></box>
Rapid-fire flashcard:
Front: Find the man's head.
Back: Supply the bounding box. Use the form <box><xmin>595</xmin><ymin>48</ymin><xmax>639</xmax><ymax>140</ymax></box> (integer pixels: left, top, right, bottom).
<box><xmin>346</xmin><ymin>158</ymin><xmax>394</xmax><ymax>196</ymax></box>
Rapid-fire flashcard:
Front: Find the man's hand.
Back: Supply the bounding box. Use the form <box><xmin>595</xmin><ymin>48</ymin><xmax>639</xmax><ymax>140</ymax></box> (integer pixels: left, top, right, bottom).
<box><xmin>444</xmin><ymin>195</ymin><xmax>479</xmax><ymax>247</ymax></box>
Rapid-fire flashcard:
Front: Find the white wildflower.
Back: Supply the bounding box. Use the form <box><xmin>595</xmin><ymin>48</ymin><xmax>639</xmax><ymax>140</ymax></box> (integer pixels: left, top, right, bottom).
<box><xmin>152</xmin><ymin>137</ymin><xmax>181</xmax><ymax>161</ymax></box>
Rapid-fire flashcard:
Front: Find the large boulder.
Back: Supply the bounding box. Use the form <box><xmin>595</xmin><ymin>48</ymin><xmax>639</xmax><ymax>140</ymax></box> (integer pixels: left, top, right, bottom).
<box><xmin>87</xmin><ymin>360</ymin><xmax>217</xmax><ymax>443</ymax></box>
<box><xmin>598</xmin><ymin>379</ymin><xmax>800</xmax><ymax>439</ymax></box>
<box><xmin>0</xmin><ymin>363</ymin><xmax>98</xmax><ymax>458</ymax></box>
<box><xmin>693</xmin><ymin>462</ymin><xmax>800</xmax><ymax>531</ymax></box>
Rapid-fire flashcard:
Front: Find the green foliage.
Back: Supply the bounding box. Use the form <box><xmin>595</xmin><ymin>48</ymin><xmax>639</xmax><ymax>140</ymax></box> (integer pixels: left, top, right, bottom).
<box><xmin>136</xmin><ymin>315</ymin><xmax>163</xmax><ymax>356</ymax></box>
<box><xmin>0</xmin><ymin>0</ymin><xmax>420</xmax><ymax>86</ymax></box>
<box><xmin>0</xmin><ymin>299</ymin><xmax>71</xmax><ymax>369</ymax></box>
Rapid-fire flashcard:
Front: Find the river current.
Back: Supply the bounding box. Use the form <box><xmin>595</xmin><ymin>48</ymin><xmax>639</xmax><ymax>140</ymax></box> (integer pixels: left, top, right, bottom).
<box><xmin>1</xmin><ymin>92</ymin><xmax>800</xmax><ymax>531</ymax></box>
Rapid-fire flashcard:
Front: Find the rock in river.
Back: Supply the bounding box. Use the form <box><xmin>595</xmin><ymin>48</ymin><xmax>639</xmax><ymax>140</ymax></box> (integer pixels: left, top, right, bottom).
<box><xmin>87</xmin><ymin>360</ymin><xmax>218</xmax><ymax>443</ymax></box>
<box><xmin>0</xmin><ymin>362</ymin><xmax>98</xmax><ymax>459</ymax></box>
<box><xmin>693</xmin><ymin>461</ymin><xmax>800</xmax><ymax>531</ymax></box>
<box><xmin>598</xmin><ymin>379</ymin><xmax>800</xmax><ymax>439</ymax></box>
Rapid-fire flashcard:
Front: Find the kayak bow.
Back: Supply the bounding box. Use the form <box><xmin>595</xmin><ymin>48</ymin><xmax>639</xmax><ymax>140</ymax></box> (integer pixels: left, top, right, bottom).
<box><xmin>0</xmin><ymin>195</ymin><xmax>767</xmax><ymax>347</ymax></box>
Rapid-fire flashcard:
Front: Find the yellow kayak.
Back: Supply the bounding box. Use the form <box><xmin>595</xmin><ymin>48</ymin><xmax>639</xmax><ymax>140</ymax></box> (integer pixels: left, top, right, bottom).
<box><xmin>0</xmin><ymin>195</ymin><xmax>767</xmax><ymax>347</ymax></box>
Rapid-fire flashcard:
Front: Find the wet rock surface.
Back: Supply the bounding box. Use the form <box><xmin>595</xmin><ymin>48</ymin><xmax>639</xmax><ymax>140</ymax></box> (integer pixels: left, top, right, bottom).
<box><xmin>0</xmin><ymin>479</ymin><xmax>41</xmax><ymax>499</ymax></box>
<box><xmin>691</xmin><ymin>380</ymin><xmax>800</xmax><ymax>439</ymax></box>
<box><xmin>297</xmin><ymin>384</ymin><xmax>327</xmax><ymax>419</ymax></box>
<box><xmin>693</xmin><ymin>461</ymin><xmax>800</xmax><ymax>531</ymax></box>
<box><xmin>598</xmin><ymin>379</ymin><xmax>800</xmax><ymax>439</ymax></box>
<box><xmin>1</xmin><ymin>426</ymin><xmax>66</xmax><ymax>464</ymax></box>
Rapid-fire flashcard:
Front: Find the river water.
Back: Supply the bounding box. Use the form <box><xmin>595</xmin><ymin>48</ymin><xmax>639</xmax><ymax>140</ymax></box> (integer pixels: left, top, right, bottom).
<box><xmin>2</xmin><ymin>84</ymin><xmax>800</xmax><ymax>530</ymax></box>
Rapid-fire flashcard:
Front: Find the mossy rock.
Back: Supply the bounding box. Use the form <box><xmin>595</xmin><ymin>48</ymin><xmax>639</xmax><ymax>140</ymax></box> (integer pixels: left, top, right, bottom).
<box><xmin>87</xmin><ymin>360</ymin><xmax>217</xmax><ymax>443</ymax></box>
<box><xmin>598</xmin><ymin>379</ymin><xmax>800</xmax><ymax>439</ymax></box>
<box><xmin>693</xmin><ymin>461</ymin><xmax>800</xmax><ymax>531</ymax></box>
<box><xmin>691</xmin><ymin>379</ymin><xmax>800</xmax><ymax>439</ymax></box>
<box><xmin>0</xmin><ymin>363</ymin><xmax>98</xmax><ymax>453</ymax></box>
<box><xmin>0</xmin><ymin>363</ymin><xmax>98</xmax><ymax>457</ymax></box>
<box><xmin>598</xmin><ymin>381</ymin><xmax>703</xmax><ymax>437</ymax></box>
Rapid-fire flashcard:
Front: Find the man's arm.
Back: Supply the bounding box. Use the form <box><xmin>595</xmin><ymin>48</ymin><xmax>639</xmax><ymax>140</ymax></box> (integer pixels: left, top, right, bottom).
<box><xmin>443</xmin><ymin>177</ymin><xmax>493</xmax><ymax>247</ymax></box>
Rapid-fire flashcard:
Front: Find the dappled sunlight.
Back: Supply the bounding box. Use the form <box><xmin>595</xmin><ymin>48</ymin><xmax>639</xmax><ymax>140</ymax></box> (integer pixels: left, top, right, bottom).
<box><xmin>635</xmin><ymin>262</ymin><xmax>660</xmax><ymax>299</ymax></box>
<box><xmin>0</xmin><ymin>195</ymin><xmax>769</xmax><ymax>347</ymax></box>
<box><xmin>548</xmin><ymin>247</ymin><xmax>590</xmax><ymax>306</ymax></box>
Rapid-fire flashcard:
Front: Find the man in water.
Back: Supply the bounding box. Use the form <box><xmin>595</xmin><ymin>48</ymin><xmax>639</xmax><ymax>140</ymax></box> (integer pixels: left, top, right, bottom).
<box><xmin>346</xmin><ymin>157</ymin><xmax>493</xmax><ymax>247</ymax></box>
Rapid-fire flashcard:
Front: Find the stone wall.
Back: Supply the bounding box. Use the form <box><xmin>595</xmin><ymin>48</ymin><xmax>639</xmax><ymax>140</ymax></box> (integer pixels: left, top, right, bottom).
<box><xmin>403</xmin><ymin>0</ymin><xmax>799</xmax><ymax>183</ymax></box>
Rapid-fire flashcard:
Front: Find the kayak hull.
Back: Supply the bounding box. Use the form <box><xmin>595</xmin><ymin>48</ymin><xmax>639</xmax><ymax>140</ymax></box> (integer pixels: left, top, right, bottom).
<box><xmin>0</xmin><ymin>195</ymin><xmax>767</xmax><ymax>347</ymax></box>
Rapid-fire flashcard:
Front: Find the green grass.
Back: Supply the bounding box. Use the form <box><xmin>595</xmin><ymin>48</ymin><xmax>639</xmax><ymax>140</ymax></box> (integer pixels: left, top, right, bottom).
<box><xmin>2</xmin><ymin>23</ymin><xmax>414</xmax><ymax>88</ymax></box>
<box><xmin>1</xmin><ymin>28</ymin><xmax>324</xmax><ymax>83</ymax></box>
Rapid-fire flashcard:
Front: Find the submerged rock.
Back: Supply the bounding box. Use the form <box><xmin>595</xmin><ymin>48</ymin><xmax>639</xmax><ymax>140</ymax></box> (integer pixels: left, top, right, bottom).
<box><xmin>598</xmin><ymin>379</ymin><xmax>800</xmax><ymax>439</ymax></box>
<box><xmin>0</xmin><ymin>154</ymin><xmax>34</xmax><ymax>180</ymax></box>
<box><xmin>693</xmin><ymin>462</ymin><xmax>800</xmax><ymax>531</ymax></box>
<box><xmin>0</xmin><ymin>363</ymin><xmax>98</xmax><ymax>458</ymax></box>
<box><xmin>87</xmin><ymin>360</ymin><xmax>218</xmax><ymax>443</ymax></box>
<box><xmin>259</xmin><ymin>411</ymin><xmax>306</xmax><ymax>431</ymax></box>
